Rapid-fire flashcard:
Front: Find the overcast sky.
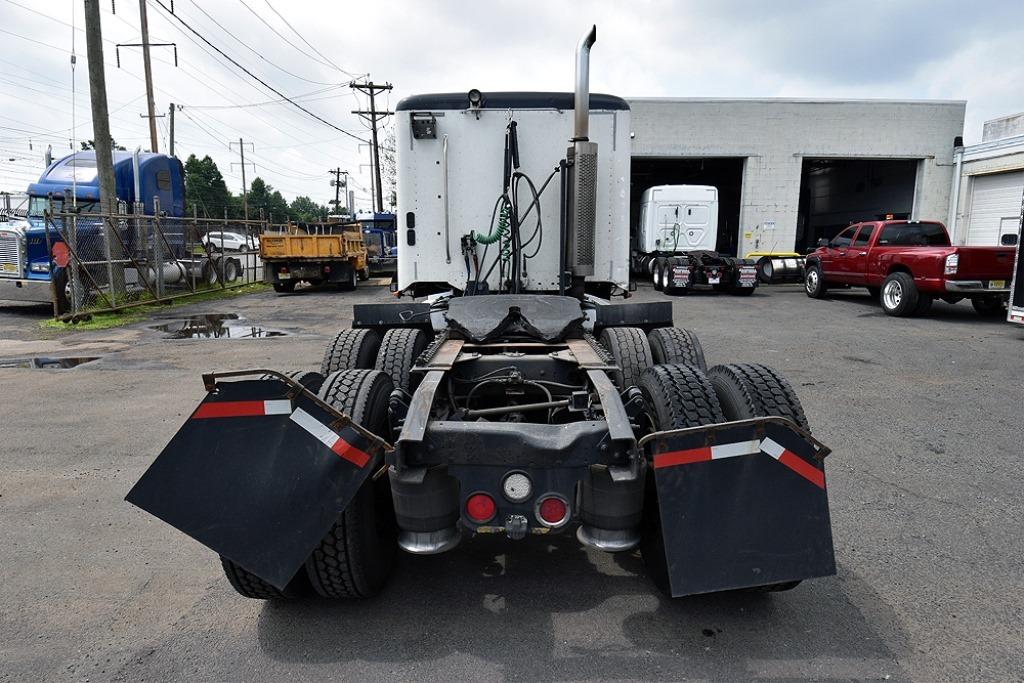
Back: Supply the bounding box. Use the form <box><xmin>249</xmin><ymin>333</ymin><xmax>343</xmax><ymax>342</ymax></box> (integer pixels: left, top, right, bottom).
<box><xmin>1</xmin><ymin>0</ymin><xmax>1022</xmax><ymax>208</ymax></box>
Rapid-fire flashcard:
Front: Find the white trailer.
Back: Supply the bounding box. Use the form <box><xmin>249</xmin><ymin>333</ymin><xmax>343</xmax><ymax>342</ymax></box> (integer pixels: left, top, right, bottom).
<box><xmin>632</xmin><ymin>184</ymin><xmax>758</xmax><ymax>296</ymax></box>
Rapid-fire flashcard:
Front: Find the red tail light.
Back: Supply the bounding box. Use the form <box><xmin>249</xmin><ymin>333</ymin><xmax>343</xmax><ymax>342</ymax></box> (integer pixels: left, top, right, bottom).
<box><xmin>465</xmin><ymin>493</ymin><xmax>496</xmax><ymax>523</ymax></box>
<box><xmin>536</xmin><ymin>496</ymin><xmax>569</xmax><ymax>527</ymax></box>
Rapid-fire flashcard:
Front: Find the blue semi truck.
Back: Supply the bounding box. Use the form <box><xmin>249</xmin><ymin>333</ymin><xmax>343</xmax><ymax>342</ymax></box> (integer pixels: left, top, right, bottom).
<box><xmin>0</xmin><ymin>150</ymin><xmax>186</xmax><ymax>314</ymax></box>
<box><xmin>354</xmin><ymin>211</ymin><xmax>397</xmax><ymax>276</ymax></box>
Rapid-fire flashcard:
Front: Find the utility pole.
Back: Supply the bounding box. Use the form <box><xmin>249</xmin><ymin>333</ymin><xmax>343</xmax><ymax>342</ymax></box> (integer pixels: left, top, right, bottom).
<box><xmin>84</xmin><ymin>0</ymin><xmax>124</xmax><ymax>304</ymax></box>
<box><xmin>113</xmin><ymin>3</ymin><xmax>176</xmax><ymax>153</ymax></box>
<box><xmin>330</xmin><ymin>168</ymin><xmax>348</xmax><ymax>214</ymax></box>
<box><xmin>138</xmin><ymin>0</ymin><xmax>158</xmax><ymax>152</ymax></box>
<box><xmin>230</xmin><ymin>138</ymin><xmax>255</xmax><ymax>220</ymax></box>
<box><xmin>351</xmin><ymin>80</ymin><xmax>393</xmax><ymax>213</ymax></box>
<box><xmin>168</xmin><ymin>102</ymin><xmax>175</xmax><ymax>157</ymax></box>
<box><xmin>83</xmin><ymin>0</ymin><xmax>117</xmax><ymax>215</ymax></box>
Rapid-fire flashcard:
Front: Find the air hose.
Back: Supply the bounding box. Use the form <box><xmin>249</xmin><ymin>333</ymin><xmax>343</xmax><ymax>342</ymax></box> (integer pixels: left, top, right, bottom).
<box><xmin>473</xmin><ymin>202</ymin><xmax>510</xmax><ymax>245</ymax></box>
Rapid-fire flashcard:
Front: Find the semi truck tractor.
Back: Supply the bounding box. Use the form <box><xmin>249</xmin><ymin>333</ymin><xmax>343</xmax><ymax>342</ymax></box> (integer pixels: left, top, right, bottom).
<box><xmin>128</xmin><ymin>27</ymin><xmax>837</xmax><ymax>601</ymax></box>
<box><xmin>354</xmin><ymin>211</ymin><xmax>398</xmax><ymax>277</ymax></box>
<box><xmin>0</xmin><ymin>150</ymin><xmax>236</xmax><ymax>314</ymax></box>
<box><xmin>631</xmin><ymin>185</ymin><xmax>759</xmax><ymax>295</ymax></box>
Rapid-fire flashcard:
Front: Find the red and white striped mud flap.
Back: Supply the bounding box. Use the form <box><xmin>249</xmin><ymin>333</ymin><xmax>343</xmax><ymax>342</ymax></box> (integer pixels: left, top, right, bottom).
<box><xmin>647</xmin><ymin>420</ymin><xmax>836</xmax><ymax>597</ymax></box>
<box><xmin>126</xmin><ymin>378</ymin><xmax>381</xmax><ymax>590</ymax></box>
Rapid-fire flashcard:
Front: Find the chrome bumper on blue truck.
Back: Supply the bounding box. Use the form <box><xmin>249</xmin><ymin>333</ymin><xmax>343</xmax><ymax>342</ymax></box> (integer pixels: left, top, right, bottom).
<box><xmin>0</xmin><ymin>277</ymin><xmax>52</xmax><ymax>304</ymax></box>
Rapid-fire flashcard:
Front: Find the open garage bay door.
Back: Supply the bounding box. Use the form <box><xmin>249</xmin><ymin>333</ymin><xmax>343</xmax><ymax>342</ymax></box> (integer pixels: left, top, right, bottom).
<box><xmin>631</xmin><ymin>158</ymin><xmax>744</xmax><ymax>256</ymax></box>
<box><xmin>965</xmin><ymin>171</ymin><xmax>1024</xmax><ymax>246</ymax></box>
<box><xmin>796</xmin><ymin>159</ymin><xmax>918</xmax><ymax>253</ymax></box>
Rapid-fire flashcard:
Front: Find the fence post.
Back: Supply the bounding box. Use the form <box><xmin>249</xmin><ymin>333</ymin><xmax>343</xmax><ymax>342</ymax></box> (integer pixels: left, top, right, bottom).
<box><xmin>191</xmin><ymin>204</ymin><xmax>198</xmax><ymax>292</ymax></box>
<box><xmin>153</xmin><ymin>195</ymin><xmax>164</xmax><ymax>298</ymax></box>
<box><xmin>60</xmin><ymin>192</ymin><xmax>82</xmax><ymax>315</ymax></box>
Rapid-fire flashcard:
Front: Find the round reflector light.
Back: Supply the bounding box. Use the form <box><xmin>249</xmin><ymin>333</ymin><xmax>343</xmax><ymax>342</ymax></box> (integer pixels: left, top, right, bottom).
<box><xmin>537</xmin><ymin>496</ymin><xmax>569</xmax><ymax>527</ymax></box>
<box><xmin>465</xmin><ymin>493</ymin><xmax>496</xmax><ymax>523</ymax></box>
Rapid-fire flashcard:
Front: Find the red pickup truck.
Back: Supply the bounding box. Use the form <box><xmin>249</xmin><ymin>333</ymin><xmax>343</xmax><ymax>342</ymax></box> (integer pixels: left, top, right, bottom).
<box><xmin>804</xmin><ymin>220</ymin><xmax>1015</xmax><ymax>317</ymax></box>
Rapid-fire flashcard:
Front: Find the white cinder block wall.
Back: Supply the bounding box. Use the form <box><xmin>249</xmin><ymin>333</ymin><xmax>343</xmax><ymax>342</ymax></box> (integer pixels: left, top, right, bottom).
<box><xmin>628</xmin><ymin>98</ymin><xmax>965</xmax><ymax>255</ymax></box>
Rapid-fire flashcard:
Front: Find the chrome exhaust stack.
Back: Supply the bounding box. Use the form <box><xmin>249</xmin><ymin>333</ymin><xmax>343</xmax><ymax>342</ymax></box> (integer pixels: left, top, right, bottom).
<box><xmin>567</xmin><ymin>25</ymin><xmax>599</xmax><ymax>278</ymax></box>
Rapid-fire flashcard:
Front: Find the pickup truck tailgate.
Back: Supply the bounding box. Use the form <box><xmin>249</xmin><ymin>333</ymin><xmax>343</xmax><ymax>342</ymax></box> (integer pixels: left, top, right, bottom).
<box><xmin>954</xmin><ymin>246</ymin><xmax>1015</xmax><ymax>280</ymax></box>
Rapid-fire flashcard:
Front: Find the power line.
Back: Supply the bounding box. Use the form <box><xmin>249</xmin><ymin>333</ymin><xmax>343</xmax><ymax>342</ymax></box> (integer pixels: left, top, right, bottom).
<box><xmin>185</xmin><ymin>0</ymin><xmax>340</xmax><ymax>86</ymax></box>
<box><xmin>240</xmin><ymin>0</ymin><xmax>358</xmax><ymax>77</ymax></box>
<box><xmin>151</xmin><ymin>0</ymin><xmax>370</xmax><ymax>144</ymax></box>
<box><xmin>182</xmin><ymin>85</ymin><xmax>344</xmax><ymax>110</ymax></box>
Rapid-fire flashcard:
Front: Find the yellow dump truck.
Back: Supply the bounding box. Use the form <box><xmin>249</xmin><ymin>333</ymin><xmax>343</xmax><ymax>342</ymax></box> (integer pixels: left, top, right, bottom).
<box><xmin>260</xmin><ymin>223</ymin><xmax>369</xmax><ymax>293</ymax></box>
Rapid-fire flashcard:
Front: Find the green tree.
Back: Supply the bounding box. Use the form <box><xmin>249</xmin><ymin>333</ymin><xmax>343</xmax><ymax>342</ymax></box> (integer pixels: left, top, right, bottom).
<box><xmin>183</xmin><ymin>154</ymin><xmax>233</xmax><ymax>218</ymax></box>
<box><xmin>289</xmin><ymin>195</ymin><xmax>328</xmax><ymax>222</ymax></box>
<box><xmin>246</xmin><ymin>177</ymin><xmax>290</xmax><ymax>221</ymax></box>
<box><xmin>80</xmin><ymin>138</ymin><xmax>127</xmax><ymax>151</ymax></box>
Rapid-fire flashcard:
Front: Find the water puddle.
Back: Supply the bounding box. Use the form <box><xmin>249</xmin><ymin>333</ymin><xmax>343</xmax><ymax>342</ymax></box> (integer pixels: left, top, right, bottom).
<box><xmin>151</xmin><ymin>314</ymin><xmax>288</xmax><ymax>339</ymax></box>
<box><xmin>0</xmin><ymin>356</ymin><xmax>100</xmax><ymax>369</ymax></box>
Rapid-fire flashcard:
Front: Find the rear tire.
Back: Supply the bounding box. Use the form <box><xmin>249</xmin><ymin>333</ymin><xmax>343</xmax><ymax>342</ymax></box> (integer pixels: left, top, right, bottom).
<box><xmin>358</xmin><ymin>267</ymin><xmax>371</xmax><ymax>281</ymax></box>
<box><xmin>375</xmin><ymin>328</ymin><xmax>428</xmax><ymax>393</ymax></box>
<box><xmin>305</xmin><ymin>370</ymin><xmax>397</xmax><ymax>599</ymax></box>
<box><xmin>972</xmin><ymin>296</ymin><xmax>1007</xmax><ymax>316</ymax></box>
<box><xmin>273</xmin><ymin>281</ymin><xmax>296</xmax><ymax>293</ymax></box>
<box><xmin>647</xmin><ymin>327</ymin><xmax>706</xmax><ymax>371</ymax></box>
<box><xmin>638</xmin><ymin>364</ymin><xmax>725</xmax><ymax>595</ymax></box>
<box><xmin>221</xmin><ymin>370</ymin><xmax>322</xmax><ymax>599</ymax></box>
<box><xmin>652</xmin><ymin>260</ymin><xmax>664</xmax><ymax>291</ymax></box>
<box><xmin>598</xmin><ymin>327</ymin><xmax>653</xmax><ymax>390</ymax></box>
<box><xmin>339</xmin><ymin>266</ymin><xmax>358</xmax><ymax>291</ymax></box>
<box><xmin>707</xmin><ymin>362</ymin><xmax>809</xmax><ymax>431</ymax></box>
<box><xmin>804</xmin><ymin>264</ymin><xmax>826</xmax><ymax>298</ymax></box>
<box><xmin>914</xmin><ymin>294</ymin><xmax>934</xmax><ymax>316</ymax></box>
<box><xmin>880</xmin><ymin>272</ymin><xmax>919</xmax><ymax>317</ymax></box>
<box><xmin>707</xmin><ymin>362</ymin><xmax>810</xmax><ymax>593</ymax></box>
<box><xmin>221</xmin><ymin>557</ymin><xmax>311</xmax><ymax>600</ymax></box>
<box><xmin>321</xmin><ymin>328</ymin><xmax>382</xmax><ymax>375</ymax></box>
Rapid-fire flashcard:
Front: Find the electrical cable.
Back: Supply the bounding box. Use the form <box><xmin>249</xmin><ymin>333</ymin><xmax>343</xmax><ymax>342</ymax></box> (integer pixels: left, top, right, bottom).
<box><xmin>186</xmin><ymin>0</ymin><xmax>340</xmax><ymax>86</ymax></box>
<box><xmin>151</xmin><ymin>0</ymin><xmax>370</xmax><ymax>144</ymax></box>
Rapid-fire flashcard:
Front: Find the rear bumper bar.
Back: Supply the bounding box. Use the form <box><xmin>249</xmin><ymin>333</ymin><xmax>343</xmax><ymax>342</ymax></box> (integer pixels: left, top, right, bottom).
<box><xmin>944</xmin><ymin>279</ymin><xmax>1010</xmax><ymax>294</ymax></box>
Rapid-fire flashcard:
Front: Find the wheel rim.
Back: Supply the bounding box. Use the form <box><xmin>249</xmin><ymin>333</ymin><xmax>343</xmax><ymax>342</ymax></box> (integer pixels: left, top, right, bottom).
<box><xmin>661</xmin><ymin>266</ymin><xmax>670</xmax><ymax>290</ymax></box>
<box><xmin>762</xmin><ymin>259</ymin><xmax>773</xmax><ymax>279</ymax></box>
<box><xmin>883</xmin><ymin>280</ymin><xmax>902</xmax><ymax>309</ymax></box>
<box><xmin>652</xmin><ymin>266</ymin><xmax>659</xmax><ymax>286</ymax></box>
<box><xmin>805</xmin><ymin>269</ymin><xmax>817</xmax><ymax>292</ymax></box>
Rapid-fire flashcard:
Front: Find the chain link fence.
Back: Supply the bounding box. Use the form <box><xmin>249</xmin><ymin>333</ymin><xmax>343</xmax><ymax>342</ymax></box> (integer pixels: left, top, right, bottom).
<box><xmin>43</xmin><ymin>199</ymin><xmax>268</xmax><ymax>319</ymax></box>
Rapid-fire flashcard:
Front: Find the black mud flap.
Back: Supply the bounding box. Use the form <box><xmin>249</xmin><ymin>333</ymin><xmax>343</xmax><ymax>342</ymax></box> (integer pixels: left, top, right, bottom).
<box><xmin>645</xmin><ymin>418</ymin><xmax>835</xmax><ymax>597</ymax></box>
<box><xmin>126</xmin><ymin>374</ymin><xmax>386</xmax><ymax>590</ymax></box>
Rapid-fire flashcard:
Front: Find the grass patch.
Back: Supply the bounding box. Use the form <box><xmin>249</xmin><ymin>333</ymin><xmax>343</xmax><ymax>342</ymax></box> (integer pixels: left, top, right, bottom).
<box><xmin>40</xmin><ymin>282</ymin><xmax>270</xmax><ymax>332</ymax></box>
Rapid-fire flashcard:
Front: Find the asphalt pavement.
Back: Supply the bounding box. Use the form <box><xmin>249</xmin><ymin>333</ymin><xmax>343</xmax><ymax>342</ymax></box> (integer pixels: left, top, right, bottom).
<box><xmin>1</xmin><ymin>282</ymin><xmax>1021</xmax><ymax>682</ymax></box>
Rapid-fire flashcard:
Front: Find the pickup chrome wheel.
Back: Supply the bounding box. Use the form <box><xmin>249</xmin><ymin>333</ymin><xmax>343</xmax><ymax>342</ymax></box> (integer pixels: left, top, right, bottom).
<box><xmin>804</xmin><ymin>265</ymin><xmax>826</xmax><ymax>299</ymax></box>
<box><xmin>880</xmin><ymin>272</ymin><xmax>920</xmax><ymax>317</ymax></box>
<box><xmin>882</xmin><ymin>278</ymin><xmax>902</xmax><ymax>309</ymax></box>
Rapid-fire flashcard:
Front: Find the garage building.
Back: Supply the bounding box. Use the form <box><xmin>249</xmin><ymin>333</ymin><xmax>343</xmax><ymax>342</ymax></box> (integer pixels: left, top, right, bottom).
<box><xmin>948</xmin><ymin>113</ymin><xmax>1024</xmax><ymax>246</ymax></box>
<box><xmin>627</xmin><ymin>98</ymin><xmax>965</xmax><ymax>256</ymax></box>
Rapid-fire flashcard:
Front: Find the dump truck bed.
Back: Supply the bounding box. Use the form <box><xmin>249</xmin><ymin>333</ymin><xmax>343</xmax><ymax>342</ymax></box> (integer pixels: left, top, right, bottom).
<box><xmin>260</xmin><ymin>230</ymin><xmax>365</xmax><ymax>260</ymax></box>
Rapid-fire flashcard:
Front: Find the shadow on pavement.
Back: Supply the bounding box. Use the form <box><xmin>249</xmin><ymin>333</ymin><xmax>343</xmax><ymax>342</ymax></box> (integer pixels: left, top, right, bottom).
<box><xmin>255</xmin><ymin>535</ymin><xmax>909</xmax><ymax>682</ymax></box>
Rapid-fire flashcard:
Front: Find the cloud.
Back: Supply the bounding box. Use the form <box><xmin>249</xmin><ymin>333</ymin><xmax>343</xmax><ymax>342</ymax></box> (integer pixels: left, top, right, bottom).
<box><xmin>1</xmin><ymin>0</ymin><xmax>1022</xmax><ymax>198</ymax></box>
